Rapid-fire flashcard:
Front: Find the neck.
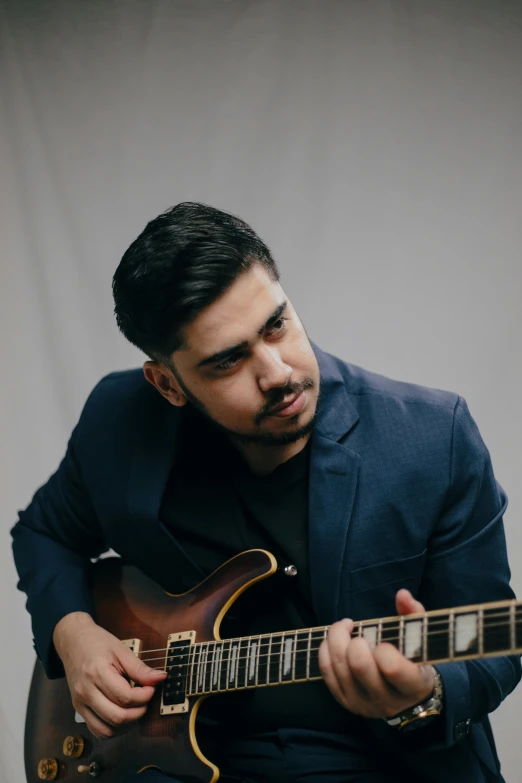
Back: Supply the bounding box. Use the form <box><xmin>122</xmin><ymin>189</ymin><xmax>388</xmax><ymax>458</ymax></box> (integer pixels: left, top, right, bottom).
<box><xmin>229</xmin><ymin>433</ymin><xmax>311</xmax><ymax>476</ymax></box>
<box><xmin>175</xmin><ymin>598</ymin><xmax>522</xmax><ymax>700</ymax></box>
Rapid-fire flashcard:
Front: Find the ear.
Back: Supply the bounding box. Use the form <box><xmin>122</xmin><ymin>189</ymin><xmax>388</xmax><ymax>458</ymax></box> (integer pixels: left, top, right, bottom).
<box><xmin>143</xmin><ymin>361</ymin><xmax>188</xmax><ymax>407</ymax></box>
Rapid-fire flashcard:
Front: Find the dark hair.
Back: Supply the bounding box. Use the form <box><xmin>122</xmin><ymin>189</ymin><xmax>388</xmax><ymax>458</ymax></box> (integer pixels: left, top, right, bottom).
<box><xmin>112</xmin><ymin>202</ymin><xmax>279</xmax><ymax>362</ymax></box>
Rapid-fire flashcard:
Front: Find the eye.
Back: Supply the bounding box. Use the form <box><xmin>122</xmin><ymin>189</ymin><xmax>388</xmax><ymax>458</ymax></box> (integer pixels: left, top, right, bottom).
<box><xmin>267</xmin><ymin>317</ymin><xmax>288</xmax><ymax>336</ymax></box>
<box><xmin>215</xmin><ymin>352</ymin><xmax>243</xmax><ymax>371</ymax></box>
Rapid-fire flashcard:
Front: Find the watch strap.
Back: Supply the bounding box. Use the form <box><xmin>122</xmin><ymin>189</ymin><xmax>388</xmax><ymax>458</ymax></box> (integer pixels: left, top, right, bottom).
<box><xmin>384</xmin><ymin>665</ymin><xmax>443</xmax><ymax>731</ymax></box>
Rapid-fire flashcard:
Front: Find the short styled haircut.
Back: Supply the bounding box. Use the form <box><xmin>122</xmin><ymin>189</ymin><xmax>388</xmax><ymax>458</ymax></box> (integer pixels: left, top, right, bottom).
<box><xmin>112</xmin><ymin>202</ymin><xmax>279</xmax><ymax>362</ymax></box>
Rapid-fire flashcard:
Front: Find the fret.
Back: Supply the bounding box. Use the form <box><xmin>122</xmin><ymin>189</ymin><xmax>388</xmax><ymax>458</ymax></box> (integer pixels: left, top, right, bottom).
<box><xmin>510</xmin><ymin>602</ymin><xmax>516</xmax><ymax>652</ymax></box>
<box><xmin>266</xmin><ymin>634</ymin><xmax>273</xmax><ymax>685</ymax></box>
<box><xmin>404</xmin><ymin>618</ymin><xmax>423</xmax><ymax>662</ymax></box>
<box><xmin>203</xmin><ymin>644</ymin><xmax>210</xmax><ymax>690</ymax></box>
<box><xmin>449</xmin><ymin>610</ymin><xmax>455</xmax><ymax>659</ymax></box>
<box><xmin>198</xmin><ymin>644</ymin><xmax>207</xmax><ymax>692</ymax></box>
<box><xmin>362</xmin><ymin>624</ymin><xmax>378</xmax><ymax>649</ymax></box>
<box><xmin>306</xmin><ymin>628</ymin><xmax>312</xmax><ymax>679</ymax></box>
<box><xmin>309</xmin><ymin>629</ymin><xmax>325</xmax><ymax>678</ymax></box>
<box><xmin>199</xmin><ymin>643</ymin><xmax>206</xmax><ymax>692</ymax></box>
<box><xmin>225</xmin><ymin>640</ymin><xmax>233</xmax><ymax>690</ymax></box>
<box><xmin>191</xmin><ymin>645</ymin><xmax>201</xmax><ymax>694</ymax></box>
<box><xmin>212</xmin><ymin>643</ymin><xmax>222</xmax><ymax>689</ymax></box>
<box><xmin>194</xmin><ymin>644</ymin><xmax>201</xmax><ymax>693</ymax></box>
<box><xmin>427</xmin><ymin>612</ymin><xmax>450</xmax><ymax>663</ymax></box>
<box><xmin>257</xmin><ymin>635</ymin><xmax>269</xmax><ymax>685</ymax></box>
<box><xmin>269</xmin><ymin>634</ymin><xmax>283</xmax><ymax>684</ymax></box>
<box><xmin>399</xmin><ymin>616</ymin><xmax>405</xmax><ymax>656</ymax></box>
<box><xmin>478</xmin><ymin>607</ymin><xmax>484</xmax><ymax>656</ymax></box>
<box><xmin>204</xmin><ymin>645</ymin><xmax>211</xmax><ymax>690</ymax></box>
<box><xmin>377</xmin><ymin>618</ymin><xmax>383</xmax><ymax>646</ymax></box>
<box><xmin>295</xmin><ymin>631</ymin><xmax>309</xmax><ymax>681</ymax></box>
<box><xmin>188</xmin><ymin>646</ymin><xmax>197</xmax><ymax>695</ymax></box>
<box><xmin>204</xmin><ymin>643</ymin><xmax>213</xmax><ymax>693</ymax></box>
<box><xmin>229</xmin><ymin>642</ymin><xmax>238</xmax><ymax>686</ymax></box>
<box><xmin>207</xmin><ymin>643</ymin><xmax>215</xmax><ymax>693</ymax></box>
<box><xmin>484</xmin><ymin>606</ymin><xmax>511</xmax><ymax>654</ymax></box>
<box><xmin>220</xmin><ymin>641</ymin><xmax>231</xmax><ymax>691</ymax></box>
<box><xmin>281</xmin><ymin>633</ymin><xmax>294</xmax><ymax>682</ymax></box>
<box><xmin>381</xmin><ymin>619</ymin><xmax>399</xmax><ymax>649</ymax></box>
<box><xmin>422</xmin><ymin>614</ymin><xmax>428</xmax><ymax>663</ymax></box>
<box><xmin>202</xmin><ymin>644</ymin><xmax>209</xmax><ymax>691</ymax></box>
<box><xmin>358</xmin><ymin>622</ymin><xmax>363</xmax><ymax>638</ymax></box>
<box><xmin>454</xmin><ymin>612</ymin><xmax>478</xmax><ymax>657</ymax></box>
<box><xmin>278</xmin><ymin>634</ymin><xmax>283</xmax><ymax>683</ymax></box>
<box><xmin>248</xmin><ymin>639</ymin><xmax>258</xmax><ymax>685</ymax></box>
<box><xmin>235</xmin><ymin>641</ymin><xmax>242</xmax><ymax>685</ymax></box>
<box><xmin>291</xmin><ymin>631</ymin><xmax>298</xmax><ymax>681</ymax></box>
<box><xmin>239</xmin><ymin>638</ymin><xmax>250</xmax><ymax>689</ymax></box>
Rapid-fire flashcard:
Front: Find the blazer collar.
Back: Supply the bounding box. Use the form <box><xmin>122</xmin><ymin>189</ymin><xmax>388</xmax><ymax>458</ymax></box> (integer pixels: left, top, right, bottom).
<box><xmin>312</xmin><ymin>343</ymin><xmax>359</xmax><ymax>443</ymax></box>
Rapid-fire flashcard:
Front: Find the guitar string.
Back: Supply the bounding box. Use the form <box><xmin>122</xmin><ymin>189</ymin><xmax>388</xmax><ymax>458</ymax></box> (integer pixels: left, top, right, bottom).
<box><xmin>150</xmin><ymin>625</ymin><xmax>517</xmax><ymax>688</ymax></box>
<box><xmin>141</xmin><ymin>623</ymin><xmax>517</xmax><ymax>666</ymax></box>
<box><xmin>138</xmin><ymin>612</ymin><xmax>518</xmax><ymax>664</ymax></box>
<box><xmin>149</xmin><ymin>627</ymin><xmax>517</xmax><ymax>686</ymax></box>
<box><xmin>136</xmin><ymin>606</ymin><xmax>515</xmax><ymax>657</ymax></box>
<box><xmin>136</xmin><ymin>623</ymin><xmax>511</xmax><ymax>668</ymax></box>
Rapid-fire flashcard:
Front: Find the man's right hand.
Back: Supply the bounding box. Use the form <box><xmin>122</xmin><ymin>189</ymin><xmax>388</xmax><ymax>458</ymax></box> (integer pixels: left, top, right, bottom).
<box><xmin>53</xmin><ymin>612</ymin><xmax>167</xmax><ymax>740</ymax></box>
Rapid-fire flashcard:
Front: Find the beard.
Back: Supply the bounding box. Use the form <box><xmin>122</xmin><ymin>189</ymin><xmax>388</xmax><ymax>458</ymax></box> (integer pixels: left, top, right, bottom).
<box><xmin>172</xmin><ymin>368</ymin><xmax>319</xmax><ymax>446</ymax></box>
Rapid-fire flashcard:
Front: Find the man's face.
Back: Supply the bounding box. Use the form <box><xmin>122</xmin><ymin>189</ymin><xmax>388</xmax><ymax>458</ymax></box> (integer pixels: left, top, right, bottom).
<box><xmin>168</xmin><ymin>264</ymin><xmax>320</xmax><ymax>445</ymax></box>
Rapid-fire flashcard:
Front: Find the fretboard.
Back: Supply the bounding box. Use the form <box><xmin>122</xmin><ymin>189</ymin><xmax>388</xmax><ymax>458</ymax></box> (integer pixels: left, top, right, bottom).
<box><xmin>168</xmin><ymin>599</ymin><xmax>522</xmax><ymax>698</ymax></box>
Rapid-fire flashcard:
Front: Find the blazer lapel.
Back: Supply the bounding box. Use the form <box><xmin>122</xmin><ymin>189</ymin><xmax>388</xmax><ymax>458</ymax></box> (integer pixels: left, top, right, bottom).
<box><xmin>126</xmin><ymin>397</ymin><xmax>207</xmax><ymax>590</ymax></box>
<box><xmin>308</xmin><ymin>346</ymin><xmax>360</xmax><ymax>624</ymax></box>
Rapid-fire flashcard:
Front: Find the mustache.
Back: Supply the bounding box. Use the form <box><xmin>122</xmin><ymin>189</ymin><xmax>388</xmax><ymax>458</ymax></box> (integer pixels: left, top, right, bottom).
<box><xmin>255</xmin><ymin>378</ymin><xmax>315</xmax><ymax>424</ymax></box>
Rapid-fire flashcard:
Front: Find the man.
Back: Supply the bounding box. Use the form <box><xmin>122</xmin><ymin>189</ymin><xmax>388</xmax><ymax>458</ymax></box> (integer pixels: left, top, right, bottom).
<box><xmin>11</xmin><ymin>202</ymin><xmax>520</xmax><ymax>782</ymax></box>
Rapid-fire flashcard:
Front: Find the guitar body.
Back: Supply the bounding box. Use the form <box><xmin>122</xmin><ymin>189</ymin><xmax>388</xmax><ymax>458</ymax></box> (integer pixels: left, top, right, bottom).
<box><xmin>25</xmin><ymin>547</ymin><xmax>519</xmax><ymax>782</ymax></box>
<box><xmin>25</xmin><ymin>549</ymin><xmax>277</xmax><ymax>783</ymax></box>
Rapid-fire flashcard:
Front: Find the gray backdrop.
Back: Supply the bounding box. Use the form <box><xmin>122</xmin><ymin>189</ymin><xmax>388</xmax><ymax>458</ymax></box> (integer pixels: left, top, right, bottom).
<box><xmin>1</xmin><ymin>1</ymin><xmax>521</xmax><ymax>780</ymax></box>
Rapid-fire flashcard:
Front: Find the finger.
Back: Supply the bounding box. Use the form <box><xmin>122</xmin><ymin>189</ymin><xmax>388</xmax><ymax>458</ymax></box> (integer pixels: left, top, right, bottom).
<box><xmin>395</xmin><ymin>589</ymin><xmax>425</xmax><ymax>616</ymax></box>
<box><xmin>119</xmin><ymin>646</ymin><xmax>167</xmax><ymax>687</ymax></box>
<box><xmin>346</xmin><ymin>636</ymin><xmax>390</xmax><ymax>701</ymax></box>
<box><xmin>321</xmin><ymin>619</ymin><xmax>354</xmax><ymax>691</ymax></box>
<box><xmin>86</xmin><ymin>685</ymin><xmax>148</xmax><ymax>728</ymax></box>
<box><xmin>319</xmin><ymin>620</ymin><xmax>362</xmax><ymax>706</ymax></box>
<box><xmin>80</xmin><ymin>704</ymin><xmax>118</xmax><ymax>740</ymax></box>
<box><xmin>98</xmin><ymin>664</ymin><xmax>157</xmax><ymax>708</ymax></box>
<box><xmin>374</xmin><ymin>643</ymin><xmax>434</xmax><ymax>701</ymax></box>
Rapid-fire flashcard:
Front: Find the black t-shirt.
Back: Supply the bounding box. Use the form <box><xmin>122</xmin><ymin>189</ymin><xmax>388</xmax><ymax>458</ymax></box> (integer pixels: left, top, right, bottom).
<box><xmin>160</xmin><ymin>406</ymin><xmax>357</xmax><ymax>733</ymax></box>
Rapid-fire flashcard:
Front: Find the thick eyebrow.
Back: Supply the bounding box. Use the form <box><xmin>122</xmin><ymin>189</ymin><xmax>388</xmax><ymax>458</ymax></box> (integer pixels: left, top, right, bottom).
<box><xmin>196</xmin><ymin>301</ymin><xmax>288</xmax><ymax>368</ymax></box>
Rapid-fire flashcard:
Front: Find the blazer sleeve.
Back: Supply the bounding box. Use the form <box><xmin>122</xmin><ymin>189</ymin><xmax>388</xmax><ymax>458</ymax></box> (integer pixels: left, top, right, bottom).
<box><xmin>375</xmin><ymin>396</ymin><xmax>521</xmax><ymax>753</ymax></box>
<box><xmin>11</xmin><ymin>388</ymin><xmax>108</xmax><ymax>680</ymax></box>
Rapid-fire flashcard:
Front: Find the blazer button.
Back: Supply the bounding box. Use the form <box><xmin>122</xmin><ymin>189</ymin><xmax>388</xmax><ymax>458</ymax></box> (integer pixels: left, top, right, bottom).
<box><xmin>454</xmin><ymin>719</ymin><xmax>471</xmax><ymax>741</ymax></box>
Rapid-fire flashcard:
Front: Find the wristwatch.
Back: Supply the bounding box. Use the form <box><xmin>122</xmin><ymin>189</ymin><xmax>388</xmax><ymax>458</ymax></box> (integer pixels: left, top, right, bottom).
<box><xmin>384</xmin><ymin>665</ymin><xmax>443</xmax><ymax>731</ymax></box>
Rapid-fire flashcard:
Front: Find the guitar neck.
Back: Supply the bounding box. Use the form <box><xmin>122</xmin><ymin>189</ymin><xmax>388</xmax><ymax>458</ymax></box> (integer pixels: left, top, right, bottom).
<box><xmin>183</xmin><ymin>598</ymin><xmax>522</xmax><ymax>697</ymax></box>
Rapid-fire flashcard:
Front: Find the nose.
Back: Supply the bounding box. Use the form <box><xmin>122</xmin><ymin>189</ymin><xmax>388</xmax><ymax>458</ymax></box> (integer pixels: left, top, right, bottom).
<box><xmin>257</xmin><ymin>346</ymin><xmax>292</xmax><ymax>394</ymax></box>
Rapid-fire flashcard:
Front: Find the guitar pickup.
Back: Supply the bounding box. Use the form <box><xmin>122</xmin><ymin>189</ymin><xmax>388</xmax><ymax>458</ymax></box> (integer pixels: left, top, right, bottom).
<box><xmin>160</xmin><ymin>631</ymin><xmax>194</xmax><ymax>715</ymax></box>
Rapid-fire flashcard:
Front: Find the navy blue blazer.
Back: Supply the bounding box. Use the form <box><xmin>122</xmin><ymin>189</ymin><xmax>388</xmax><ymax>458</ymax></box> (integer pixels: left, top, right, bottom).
<box><xmin>11</xmin><ymin>345</ymin><xmax>520</xmax><ymax>782</ymax></box>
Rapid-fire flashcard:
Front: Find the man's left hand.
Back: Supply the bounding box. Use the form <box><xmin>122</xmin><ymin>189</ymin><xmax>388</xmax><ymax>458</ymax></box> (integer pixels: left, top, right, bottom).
<box><xmin>318</xmin><ymin>589</ymin><xmax>435</xmax><ymax>719</ymax></box>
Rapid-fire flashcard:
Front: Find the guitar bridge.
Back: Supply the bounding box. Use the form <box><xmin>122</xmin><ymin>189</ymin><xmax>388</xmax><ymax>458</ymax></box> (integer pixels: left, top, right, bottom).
<box><xmin>160</xmin><ymin>631</ymin><xmax>194</xmax><ymax>715</ymax></box>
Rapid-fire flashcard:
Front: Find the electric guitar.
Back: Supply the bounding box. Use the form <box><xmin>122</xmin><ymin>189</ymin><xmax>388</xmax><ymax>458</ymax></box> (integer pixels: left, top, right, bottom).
<box><xmin>25</xmin><ymin>549</ymin><xmax>522</xmax><ymax>782</ymax></box>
